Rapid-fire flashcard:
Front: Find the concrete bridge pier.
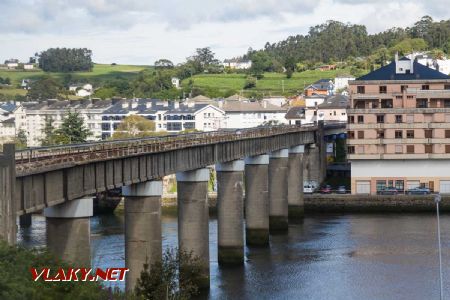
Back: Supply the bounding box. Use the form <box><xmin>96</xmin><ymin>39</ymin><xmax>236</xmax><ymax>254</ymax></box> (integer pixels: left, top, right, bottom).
<box><xmin>176</xmin><ymin>168</ymin><xmax>210</xmax><ymax>289</ymax></box>
<box><xmin>244</xmin><ymin>154</ymin><xmax>270</xmax><ymax>246</ymax></box>
<box><xmin>44</xmin><ymin>197</ymin><xmax>93</xmax><ymax>266</ymax></box>
<box><xmin>122</xmin><ymin>180</ymin><xmax>163</xmax><ymax>293</ymax></box>
<box><xmin>288</xmin><ymin>145</ymin><xmax>305</xmax><ymax>221</ymax></box>
<box><xmin>269</xmin><ymin>149</ymin><xmax>289</xmax><ymax>232</ymax></box>
<box><xmin>19</xmin><ymin>213</ymin><xmax>32</xmax><ymax>227</ymax></box>
<box><xmin>216</xmin><ymin>160</ymin><xmax>245</xmax><ymax>265</ymax></box>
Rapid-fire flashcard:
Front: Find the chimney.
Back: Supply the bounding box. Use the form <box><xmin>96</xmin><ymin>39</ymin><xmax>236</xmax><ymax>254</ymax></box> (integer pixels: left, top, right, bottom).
<box><xmin>174</xmin><ymin>101</ymin><xmax>179</xmax><ymax>109</ymax></box>
<box><xmin>122</xmin><ymin>101</ymin><xmax>128</xmax><ymax>109</ymax></box>
<box><xmin>131</xmin><ymin>101</ymin><xmax>138</xmax><ymax>109</ymax></box>
<box><xmin>395</xmin><ymin>52</ymin><xmax>399</xmax><ymax>64</ymax></box>
<box><xmin>163</xmin><ymin>101</ymin><xmax>169</xmax><ymax>107</ymax></box>
<box><xmin>410</xmin><ymin>53</ymin><xmax>415</xmax><ymax>74</ymax></box>
<box><xmin>146</xmin><ymin>101</ymin><xmax>152</xmax><ymax>109</ymax></box>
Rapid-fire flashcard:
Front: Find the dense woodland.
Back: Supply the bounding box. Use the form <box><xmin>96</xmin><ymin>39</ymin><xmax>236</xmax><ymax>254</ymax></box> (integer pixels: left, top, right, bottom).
<box><xmin>37</xmin><ymin>48</ymin><xmax>93</xmax><ymax>72</ymax></box>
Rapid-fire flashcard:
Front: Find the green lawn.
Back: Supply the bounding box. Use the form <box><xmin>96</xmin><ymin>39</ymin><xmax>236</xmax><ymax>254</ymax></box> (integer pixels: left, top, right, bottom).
<box><xmin>183</xmin><ymin>68</ymin><xmax>356</xmax><ymax>96</ymax></box>
<box><xmin>0</xmin><ymin>63</ymin><xmax>152</xmax><ymax>87</ymax></box>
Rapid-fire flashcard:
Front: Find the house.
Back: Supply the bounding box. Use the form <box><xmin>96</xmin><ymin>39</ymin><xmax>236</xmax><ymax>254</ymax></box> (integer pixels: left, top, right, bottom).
<box><xmin>347</xmin><ymin>53</ymin><xmax>450</xmax><ymax>194</ymax></box>
<box><xmin>24</xmin><ymin>64</ymin><xmax>34</xmax><ymax>70</ymax></box>
<box><xmin>261</xmin><ymin>96</ymin><xmax>287</xmax><ymax>107</ymax></box>
<box><xmin>216</xmin><ymin>100</ymin><xmax>287</xmax><ymax>128</ymax></box>
<box><xmin>334</xmin><ymin>75</ymin><xmax>355</xmax><ymax>91</ymax></box>
<box><xmin>5</xmin><ymin>59</ymin><xmax>19</xmax><ymax>69</ymax></box>
<box><xmin>285</xmin><ymin>106</ymin><xmax>305</xmax><ymax>125</ymax></box>
<box><xmin>316</xmin><ymin>94</ymin><xmax>348</xmax><ymax>123</ymax></box>
<box><xmin>222</xmin><ymin>58</ymin><xmax>252</xmax><ymax>70</ymax></box>
<box><xmin>0</xmin><ymin>102</ymin><xmax>27</xmax><ymax>145</ymax></box>
<box><xmin>304</xmin><ymin>79</ymin><xmax>334</xmax><ymax>96</ymax></box>
<box><xmin>315</xmin><ymin>64</ymin><xmax>336</xmax><ymax>71</ymax></box>
<box><xmin>69</xmin><ymin>83</ymin><xmax>93</xmax><ymax>97</ymax></box>
<box><xmin>171</xmin><ymin>77</ymin><xmax>180</xmax><ymax>89</ymax></box>
<box><xmin>409</xmin><ymin>53</ymin><xmax>450</xmax><ymax>75</ymax></box>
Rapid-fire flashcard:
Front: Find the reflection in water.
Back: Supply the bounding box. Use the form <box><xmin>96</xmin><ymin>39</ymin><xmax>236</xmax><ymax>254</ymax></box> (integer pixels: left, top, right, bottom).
<box><xmin>17</xmin><ymin>213</ymin><xmax>450</xmax><ymax>300</ymax></box>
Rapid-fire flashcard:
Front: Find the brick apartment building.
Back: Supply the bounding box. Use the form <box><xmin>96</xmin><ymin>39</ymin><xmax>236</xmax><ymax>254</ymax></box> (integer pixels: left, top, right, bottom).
<box><xmin>348</xmin><ymin>54</ymin><xmax>450</xmax><ymax>194</ymax></box>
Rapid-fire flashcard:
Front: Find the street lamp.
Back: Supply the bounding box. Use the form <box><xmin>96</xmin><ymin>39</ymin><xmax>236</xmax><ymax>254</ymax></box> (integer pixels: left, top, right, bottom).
<box><xmin>435</xmin><ymin>193</ymin><xmax>444</xmax><ymax>300</ymax></box>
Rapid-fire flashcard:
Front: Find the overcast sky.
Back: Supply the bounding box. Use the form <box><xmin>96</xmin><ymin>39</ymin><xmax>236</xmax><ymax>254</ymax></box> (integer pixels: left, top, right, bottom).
<box><xmin>1</xmin><ymin>0</ymin><xmax>449</xmax><ymax>65</ymax></box>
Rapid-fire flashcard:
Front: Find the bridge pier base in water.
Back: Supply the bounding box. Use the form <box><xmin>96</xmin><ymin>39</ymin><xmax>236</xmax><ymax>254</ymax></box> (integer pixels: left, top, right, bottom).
<box><xmin>19</xmin><ymin>213</ymin><xmax>32</xmax><ymax>227</ymax></box>
<box><xmin>269</xmin><ymin>149</ymin><xmax>289</xmax><ymax>233</ymax></box>
<box><xmin>176</xmin><ymin>168</ymin><xmax>210</xmax><ymax>289</ymax></box>
<box><xmin>244</xmin><ymin>154</ymin><xmax>270</xmax><ymax>246</ymax></box>
<box><xmin>44</xmin><ymin>197</ymin><xmax>93</xmax><ymax>267</ymax></box>
<box><xmin>216</xmin><ymin>160</ymin><xmax>245</xmax><ymax>265</ymax></box>
<box><xmin>122</xmin><ymin>180</ymin><xmax>163</xmax><ymax>293</ymax></box>
<box><xmin>288</xmin><ymin>145</ymin><xmax>305</xmax><ymax>221</ymax></box>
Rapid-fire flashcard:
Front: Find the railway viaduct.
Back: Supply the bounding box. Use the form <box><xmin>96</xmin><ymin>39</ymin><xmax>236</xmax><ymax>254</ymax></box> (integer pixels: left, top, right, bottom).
<box><xmin>0</xmin><ymin>124</ymin><xmax>325</xmax><ymax>291</ymax></box>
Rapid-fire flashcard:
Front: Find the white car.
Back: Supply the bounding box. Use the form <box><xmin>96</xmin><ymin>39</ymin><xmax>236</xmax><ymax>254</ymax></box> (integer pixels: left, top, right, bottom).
<box><xmin>304</xmin><ymin>184</ymin><xmax>315</xmax><ymax>194</ymax></box>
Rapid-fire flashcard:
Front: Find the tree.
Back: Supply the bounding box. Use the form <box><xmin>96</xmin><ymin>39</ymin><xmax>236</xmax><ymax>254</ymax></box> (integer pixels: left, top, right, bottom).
<box><xmin>37</xmin><ymin>48</ymin><xmax>93</xmax><ymax>72</ymax></box>
<box><xmin>154</xmin><ymin>59</ymin><xmax>174</xmax><ymax>69</ymax></box>
<box><xmin>187</xmin><ymin>47</ymin><xmax>221</xmax><ymax>74</ymax></box>
<box><xmin>54</xmin><ymin>111</ymin><xmax>91</xmax><ymax>144</ymax></box>
<box><xmin>15</xmin><ymin>129</ymin><xmax>27</xmax><ymax>149</ymax></box>
<box><xmin>40</xmin><ymin>117</ymin><xmax>58</xmax><ymax>146</ymax></box>
<box><xmin>244</xmin><ymin>76</ymin><xmax>256</xmax><ymax>89</ymax></box>
<box><xmin>27</xmin><ymin>76</ymin><xmax>61</xmax><ymax>100</ymax></box>
<box><xmin>135</xmin><ymin>248</ymin><xmax>203</xmax><ymax>300</ymax></box>
<box><xmin>249</xmin><ymin>51</ymin><xmax>272</xmax><ymax>78</ymax></box>
<box><xmin>112</xmin><ymin>115</ymin><xmax>157</xmax><ymax>139</ymax></box>
<box><xmin>389</xmin><ymin>38</ymin><xmax>428</xmax><ymax>56</ymax></box>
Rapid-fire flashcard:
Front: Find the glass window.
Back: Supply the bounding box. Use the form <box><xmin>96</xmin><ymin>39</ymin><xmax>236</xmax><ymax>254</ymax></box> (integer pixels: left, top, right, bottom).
<box><xmin>358</xmin><ymin>131</ymin><xmax>364</xmax><ymax>139</ymax></box>
<box><xmin>406</xmin><ymin>130</ymin><xmax>414</xmax><ymax>138</ymax></box>
<box><xmin>357</xmin><ymin>115</ymin><xmax>364</xmax><ymax>123</ymax></box>
<box><xmin>379</xmin><ymin>86</ymin><xmax>387</xmax><ymax>94</ymax></box>
<box><xmin>422</xmin><ymin>85</ymin><xmax>429</xmax><ymax>90</ymax></box>
<box><xmin>395</xmin><ymin>130</ymin><xmax>403</xmax><ymax>138</ymax></box>
<box><xmin>388</xmin><ymin>180</ymin><xmax>394</xmax><ymax>187</ymax></box>
<box><xmin>377</xmin><ymin>115</ymin><xmax>384</xmax><ymax>123</ymax></box>
<box><xmin>395</xmin><ymin>115</ymin><xmax>403</xmax><ymax>123</ymax></box>
<box><xmin>357</xmin><ymin>86</ymin><xmax>365</xmax><ymax>94</ymax></box>
<box><xmin>347</xmin><ymin>146</ymin><xmax>355</xmax><ymax>154</ymax></box>
<box><xmin>395</xmin><ymin>180</ymin><xmax>404</xmax><ymax>192</ymax></box>
<box><xmin>376</xmin><ymin>180</ymin><xmax>386</xmax><ymax>191</ymax></box>
<box><xmin>348</xmin><ymin>131</ymin><xmax>355</xmax><ymax>139</ymax></box>
<box><xmin>348</xmin><ymin>116</ymin><xmax>354</xmax><ymax>123</ymax></box>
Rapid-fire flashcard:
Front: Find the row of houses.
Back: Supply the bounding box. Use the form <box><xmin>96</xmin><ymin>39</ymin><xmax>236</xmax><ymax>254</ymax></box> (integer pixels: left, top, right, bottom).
<box><xmin>0</xmin><ymin>97</ymin><xmax>288</xmax><ymax>147</ymax></box>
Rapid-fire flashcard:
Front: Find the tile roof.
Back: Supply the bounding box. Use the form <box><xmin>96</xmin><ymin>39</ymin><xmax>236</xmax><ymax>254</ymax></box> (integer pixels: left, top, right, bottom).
<box><xmin>0</xmin><ymin>102</ymin><xmax>17</xmax><ymax>112</ymax></box>
<box><xmin>318</xmin><ymin>94</ymin><xmax>349</xmax><ymax>109</ymax></box>
<box><xmin>217</xmin><ymin>100</ymin><xmax>287</xmax><ymax>112</ymax></box>
<box><xmin>285</xmin><ymin>106</ymin><xmax>305</xmax><ymax>119</ymax></box>
<box><xmin>357</xmin><ymin>58</ymin><xmax>450</xmax><ymax>81</ymax></box>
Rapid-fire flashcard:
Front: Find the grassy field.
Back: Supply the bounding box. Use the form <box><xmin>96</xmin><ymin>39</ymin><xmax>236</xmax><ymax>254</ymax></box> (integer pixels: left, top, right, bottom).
<box><xmin>0</xmin><ymin>64</ymin><xmax>152</xmax><ymax>87</ymax></box>
<box><xmin>183</xmin><ymin>68</ymin><xmax>355</xmax><ymax>96</ymax></box>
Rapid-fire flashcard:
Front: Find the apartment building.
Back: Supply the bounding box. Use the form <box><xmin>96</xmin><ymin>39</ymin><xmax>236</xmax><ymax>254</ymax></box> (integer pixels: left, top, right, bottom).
<box><xmin>348</xmin><ymin>54</ymin><xmax>450</xmax><ymax>194</ymax></box>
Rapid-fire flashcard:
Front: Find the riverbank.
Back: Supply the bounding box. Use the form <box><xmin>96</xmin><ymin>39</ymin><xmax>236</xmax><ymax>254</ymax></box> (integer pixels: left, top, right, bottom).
<box><xmin>113</xmin><ymin>193</ymin><xmax>449</xmax><ymax>214</ymax></box>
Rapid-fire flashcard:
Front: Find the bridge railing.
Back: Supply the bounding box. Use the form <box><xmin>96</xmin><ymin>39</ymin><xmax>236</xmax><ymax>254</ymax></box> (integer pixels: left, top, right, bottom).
<box><xmin>15</xmin><ymin>125</ymin><xmax>316</xmax><ymax>168</ymax></box>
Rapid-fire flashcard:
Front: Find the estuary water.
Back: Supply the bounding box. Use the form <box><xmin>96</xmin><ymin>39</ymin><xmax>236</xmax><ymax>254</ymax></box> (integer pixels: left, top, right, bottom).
<box><xmin>17</xmin><ymin>213</ymin><xmax>450</xmax><ymax>300</ymax></box>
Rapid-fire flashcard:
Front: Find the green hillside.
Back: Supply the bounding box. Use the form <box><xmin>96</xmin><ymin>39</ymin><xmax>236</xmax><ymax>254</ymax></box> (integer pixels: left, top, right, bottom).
<box><xmin>183</xmin><ymin>68</ymin><xmax>356</xmax><ymax>96</ymax></box>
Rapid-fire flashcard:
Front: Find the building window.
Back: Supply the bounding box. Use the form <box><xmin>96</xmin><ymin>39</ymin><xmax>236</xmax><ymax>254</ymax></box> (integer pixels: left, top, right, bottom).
<box><xmin>445</xmin><ymin>85</ymin><xmax>450</xmax><ymax>90</ymax></box>
<box><xmin>406</xmin><ymin>130</ymin><xmax>414</xmax><ymax>138</ymax></box>
<box><xmin>406</xmin><ymin>145</ymin><xmax>414</xmax><ymax>153</ymax></box>
<box><xmin>395</xmin><ymin>115</ymin><xmax>403</xmax><ymax>123</ymax></box>
<box><xmin>376</xmin><ymin>180</ymin><xmax>386</xmax><ymax>192</ymax></box>
<box><xmin>348</xmin><ymin>131</ymin><xmax>355</xmax><ymax>139</ymax></box>
<box><xmin>357</xmin><ymin>86</ymin><xmax>365</xmax><ymax>94</ymax></box>
<box><xmin>347</xmin><ymin>146</ymin><xmax>355</xmax><ymax>154</ymax></box>
<box><xmin>357</xmin><ymin>115</ymin><xmax>364</xmax><ymax>124</ymax></box>
<box><xmin>407</xmin><ymin>114</ymin><xmax>414</xmax><ymax>123</ymax></box>
<box><xmin>358</xmin><ymin>131</ymin><xmax>364</xmax><ymax>139</ymax></box>
<box><xmin>377</xmin><ymin>130</ymin><xmax>385</xmax><ymax>138</ymax></box>
<box><xmin>401</xmin><ymin>85</ymin><xmax>408</xmax><ymax>92</ymax></box>
<box><xmin>444</xmin><ymin>100</ymin><xmax>450</xmax><ymax>108</ymax></box>
<box><xmin>348</xmin><ymin>116</ymin><xmax>354</xmax><ymax>124</ymax></box>
<box><xmin>425</xmin><ymin>129</ymin><xmax>432</xmax><ymax>138</ymax></box>
<box><xmin>446</xmin><ymin>145</ymin><xmax>450</xmax><ymax>153</ymax></box>
<box><xmin>425</xmin><ymin>144</ymin><xmax>433</xmax><ymax>153</ymax></box>
<box><xmin>379</xmin><ymin>86</ymin><xmax>387</xmax><ymax>94</ymax></box>
<box><xmin>446</xmin><ymin>130</ymin><xmax>450</xmax><ymax>138</ymax></box>
<box><xmin>407</xmin><ymin>95</ymin><xmax>414</xmax><ymax>99</ymax></box>
<box><xmin>377</xmin><ymin>115</ymin><xmax>384</xmax><ymax>123</ymax></box>
<box><xmin>395</xmin><ymin>130</ymin><xmax>403</xmax><ymax>138</ymax></box>
<box><xmin>395</xmin><ymin>180</ymin><xmax>404</xmax><ymax>192</ymax></box>
<box><xmin>395</xmin><ymin>145</ymin><xmax>403</xmax><ymax>153</ymax></box>
<box><xmin>381</xmin><ymin>100</ymin><xmax>393</xmax><ymax>108</ymax></box>
<box><xmin>421</xmin><ymin>85</ymin><xmax>429</xmax><ymax>90</ymax></box>
<box><xmin>416</xmin><ymin>99</ymin><xmax>428</xmax><ymax>108</ymax></box>
<box><xmin>387</xmin><ymin>180</ymin><xmax>394</xmax><ymax>187</ymax></box>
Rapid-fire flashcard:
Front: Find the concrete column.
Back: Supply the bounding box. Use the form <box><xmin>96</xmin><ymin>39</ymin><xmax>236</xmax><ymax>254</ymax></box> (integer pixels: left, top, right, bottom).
<box><xmin>216</xmin><ymin>160</ymin><xmax>244</xmax><ymax>265</ymax></box>
<box><xmin>19</xmin><ymin>213</ymin><xmax>32</xmax><ymax>227</ymax></box>
<box><xmin>269</xmin><ymin>149</ymin><xmax>289</xmax><ymax>232</ymax></box>
<box><xmin>176</xmin><ymin>168</ymin><xmax>210</xmax><ymax>289</ymax></box>
<box><xmin>244</xmin><ymin>154</ymin><xmax>270</xmax><ymax>246</ymax></box>
<box><xmin>44</xmin><ymin>197</ymin><xmax>93</xmax><ymax>266</ymax></box>
<box><xmin>122</xmin><ymin>180</ymin><xmax>163</xmax><ymax>293</ymax></box>
<box><xmin>288</xmin><ymin>145</ymin><xmax>305</xmax><ymax>221</ymax></box>
<box><xmin>0</xmin><ymin>144</ymin><xmax>16</xmax><ymax>245</ymax></box>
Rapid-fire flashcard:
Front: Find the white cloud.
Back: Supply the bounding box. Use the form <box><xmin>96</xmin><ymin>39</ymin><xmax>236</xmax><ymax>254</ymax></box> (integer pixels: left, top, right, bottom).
<box><xmin>0</xmin><ymin>0</ymin><xmax>449</xmax><ymax>64</ymax></box>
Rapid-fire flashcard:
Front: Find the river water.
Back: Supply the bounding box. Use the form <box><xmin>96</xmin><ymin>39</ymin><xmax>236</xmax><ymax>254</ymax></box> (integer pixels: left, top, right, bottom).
<box><xmin>17</xmin><ymin>212</ymin><xmax>450</xmax><ymax>300</ymax></box>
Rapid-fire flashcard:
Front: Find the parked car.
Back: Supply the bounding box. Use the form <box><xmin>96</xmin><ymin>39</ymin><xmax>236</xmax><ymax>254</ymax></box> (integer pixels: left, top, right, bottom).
<box><xmin>304</xmin><ymin>184</ymin><xmax>315</xmax><ymax>194</ymax></box>
<box><xmin>320</xmin><ymin>185</ymin><xmax>332</xmax><ymax>194</ymax></box>
<box><xmin>407</xmin><ymin>187</ymin><xmax>431</xmax><ymax>195</ymax></box>
<box><xmin>337</xmin><ymin>186</ymin><xmax>347</xmax><ymax>194</ymax></box>
<box><xmin>377</xmin><ymin>187</ymin><xmax>399</xmax><ymax>195</ymax></box>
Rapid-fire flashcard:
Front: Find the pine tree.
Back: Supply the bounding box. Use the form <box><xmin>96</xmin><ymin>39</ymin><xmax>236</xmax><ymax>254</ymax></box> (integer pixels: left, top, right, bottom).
<box><xmin>54</xmin><ymin>111</ymin><xmax>92</xmax><ymax>144</ymax></box>
<box><xmin>40</xmin><ymin>117</ymin><xmax>57</xmax><ymax>146</ymax></box>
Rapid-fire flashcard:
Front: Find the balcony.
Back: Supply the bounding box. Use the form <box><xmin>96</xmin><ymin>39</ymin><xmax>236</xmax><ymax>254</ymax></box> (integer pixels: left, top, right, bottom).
<box><xmin>348</xmin><ymin>153</ymin><xmax>450</xmax><ymax>160</ymax></box>
<box><xmin>348</xmin><ymin>108</ymin><xmax>450</xmax><ymax>114</ymax></box>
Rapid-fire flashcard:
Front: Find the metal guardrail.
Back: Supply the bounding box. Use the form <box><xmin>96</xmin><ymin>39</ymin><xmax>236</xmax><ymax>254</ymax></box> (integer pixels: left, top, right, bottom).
<box><xmin>15</xmin><ymin>125</ymin><xmax>317</xmax><ymax>173</ymax></box>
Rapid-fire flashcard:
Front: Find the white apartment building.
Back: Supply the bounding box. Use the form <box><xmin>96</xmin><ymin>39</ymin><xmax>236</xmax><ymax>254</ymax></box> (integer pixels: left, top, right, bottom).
<box><xmin>334</xmin><ymin>75</ymin><xmax>355</xmax><ymax>91</ymax></box>
<box><xmin>0</xmin><ymin>102</ymin><xmax>27</xmax><ymax>145</ymax></box>
<box><xmin>217</xmin><ymin>100</ymin><xmax>287</xmax><ymax>128</ymax></box>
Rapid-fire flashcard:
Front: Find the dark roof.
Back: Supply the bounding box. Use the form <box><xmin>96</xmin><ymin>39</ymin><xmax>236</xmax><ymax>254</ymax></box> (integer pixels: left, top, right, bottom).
<box><xmin>357</xmin><ymin>58</ymin><xmax>450</xmax><ymax>81</ymax></box>
<box><xmin>306</xmin><ymin>79</ymin><xmax>334</xmax><ymax>90</ymax></box>
<box><xmin>0</xmin><ymin>102</ymin><xmax>17</xmax><ymax>112</ymax></box>
<box><xmin>103</xmin><ymin>99</ymin><xmax>214</xmax><ymax>115</ymax></box>
<box><xmin>285</xmin><ymin>106</ymin><xmax>305</xmax><ymax>119</ymax></box>
<box><xmin>318</xmin><ymin>94</ymin><xmax>349</xmax><ymax>109</ymax></box>
<box><xmin>1</xmin><ymin>117</ymin><xmax>15</xmax><ymax>124</ymax></box>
